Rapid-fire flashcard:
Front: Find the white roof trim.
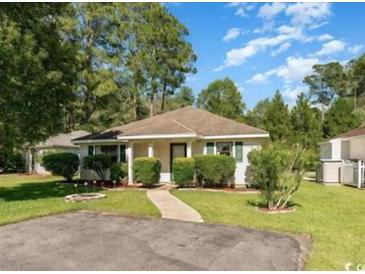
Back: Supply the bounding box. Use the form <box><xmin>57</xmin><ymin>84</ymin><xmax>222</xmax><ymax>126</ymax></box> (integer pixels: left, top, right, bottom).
<box><xmin>72</xmin><ymin>139</ymin><xmax>128</xmax><ymax>145</ymax></box>
<box><xmin>117</xmin><ymin>133</ymin><xmax>198</xmax><ymax>140</ymax></box>
<box><xmin>202</xmin><ymin>134</ymin><xmax>269</xmax><ymax>140</ymax></box>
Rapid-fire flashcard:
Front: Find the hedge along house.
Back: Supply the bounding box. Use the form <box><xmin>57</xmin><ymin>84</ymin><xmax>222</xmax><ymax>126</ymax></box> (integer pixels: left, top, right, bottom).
<box><xmin>72</xmin><ymin>107</ymin><xmax>269</xmax><ymax>186</ymax></box>
<box><xmin>25</xmin><ymin>130</ymin><xmax>90</xmax><ymax>175</ymax></box>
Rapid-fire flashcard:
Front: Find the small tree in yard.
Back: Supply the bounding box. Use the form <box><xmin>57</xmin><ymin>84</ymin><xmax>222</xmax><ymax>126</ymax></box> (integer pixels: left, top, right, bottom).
<box><xmin>42</xmin><ymin>152</ymin><xmax>80</xmax><ymax>182</ymax></box>
<box><xmin>248</xmin><ymin>143</ymin><xmax>306</xmax><ymax>210</ymax></box>
<box><xmin>83</xmin><ymin>154</ymin><xmax>112</xmax><ymax>181</ymax></box>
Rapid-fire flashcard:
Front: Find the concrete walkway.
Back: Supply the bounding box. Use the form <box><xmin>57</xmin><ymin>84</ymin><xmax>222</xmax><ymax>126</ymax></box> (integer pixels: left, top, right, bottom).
<box><xmin>147</xmin><ymin>185</ymin><xmax>203</xmax><ymax>223</ymax></box>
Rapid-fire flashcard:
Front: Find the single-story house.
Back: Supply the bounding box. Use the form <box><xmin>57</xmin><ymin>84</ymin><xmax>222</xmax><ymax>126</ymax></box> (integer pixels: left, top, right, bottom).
<box><xmin>72</xmin><ymin>106</ymin><xmax>269</xmax><ymax>186</ymax></box>
<box><xmin>319</xmin><ymin>125</ymin><xmax>365</xmax><ymax>188</ymax></box>
<box><xmin>26</xmin><ymin>130</ymin><xmax>90</xmax><ymax>174</ymax></box>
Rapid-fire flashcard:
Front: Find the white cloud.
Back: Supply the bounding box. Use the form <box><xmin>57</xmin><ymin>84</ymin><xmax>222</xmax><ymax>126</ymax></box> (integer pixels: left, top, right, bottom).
<box><xmin>227</xmin><ymin>3</ymin><xmax>256</xmax><ymax>17</ymax></box>
<box><xmin>316</xmin><ymin>40</ymin><xmax>346</xmax><ymax>56</ymax></box>
<box><xmin>246</xmin><ymin>68</ymin><xmax>279</xmax><ymax>84</ymax></box>
<box><xmin>235</xmin><ymin>7</ymin><xmax>249</xmax><ymax>17</ymax></box>
<box><xmin>271</xmin><ymin>42</ymin><xmax>291</xmax><ymax>57</ymax></box>
<box><xmin>247</xmin><ymin>56</ymin><xmax>319</xmax><ymax>84</ymax></box>
<box><xmin>215</xmin><ymin>25</ymin><xmax>307</xmax><ymax>71</ymax></box>
<box><xmin>348</xmin><ymin>44</ymin><xmax>364</xmax><ymax>55</ymax></box>
<box><xmin>282</xmin><ymin>87</ymin><xmax>305</xmax><ymax>105</ymax></box>
<box><xmin>223</xmin><ymin>28</ymin><xmax>241</xmax><ymax>42</ymax></box>
<box><xmin>275</xmin><ymin>56</ymin><xmax>319</xmax><ymax>83</ymax></box>
<box><xmin>258</xmin><ymin>3</ymin><xmax>287</xmax><ymax>21</ymax></box>
<box><xmin>317</xmin><ymin>34</ymin><xmax>333</xmax><ymax>42</ymax></box>
<box><xmin>285</xmin><ymin>3</ymin><xmax>331</xmax><ymax>26</ymax></box>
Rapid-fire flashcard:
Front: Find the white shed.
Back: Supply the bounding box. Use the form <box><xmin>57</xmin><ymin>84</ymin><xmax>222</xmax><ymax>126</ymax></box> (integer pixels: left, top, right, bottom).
<box><xmin>319</xmin><ymin>125</ymin><xmax>365</xmax><ymax>188</ymax></box>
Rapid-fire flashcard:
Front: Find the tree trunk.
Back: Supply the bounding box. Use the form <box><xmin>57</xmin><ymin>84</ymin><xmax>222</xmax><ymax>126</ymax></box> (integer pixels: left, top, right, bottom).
<box><xmin>161</xmin><ymin>92</ymin><xmax>165</xmax><ymax>113</ymax></box>
<box><xmin>150</xmin><ymin>92</ymin><xmax>154</xmax><ymax>117</ymax></box>
<box><xmin>161</xmin><ymin>82</ymin><xmax>167</xmax><ymax>113</ymax></box>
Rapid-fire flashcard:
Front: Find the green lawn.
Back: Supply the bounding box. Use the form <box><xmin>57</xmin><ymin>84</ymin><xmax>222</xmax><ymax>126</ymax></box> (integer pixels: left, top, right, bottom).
<box><xmin>172</xmin><ymin>182</ymin><xmax>365</xmax><ymax>270</ymax></box>
<box><xmin>0</xmin><ymin>174</ymin><xmax>160</xmax><ymax>226</ymax></box>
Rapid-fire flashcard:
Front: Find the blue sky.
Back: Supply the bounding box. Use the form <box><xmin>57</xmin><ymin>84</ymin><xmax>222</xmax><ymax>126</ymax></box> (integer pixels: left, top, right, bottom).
<box><xmin>165</xmin><ymin>2</ymin><xmax>365</xmax><ymax>109</ymax></box>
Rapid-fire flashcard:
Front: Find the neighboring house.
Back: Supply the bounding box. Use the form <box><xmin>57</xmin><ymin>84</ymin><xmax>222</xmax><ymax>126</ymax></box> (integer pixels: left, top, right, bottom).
<box><xmin>72</xmin><ymin>107</ymin><xmax>269</xmax><ymax>187</ymax></box>
<box><xmin>26</xmin><ymin>130</ymin><xmax>90</xmax><ymax>174</ymax></box>
<box><xmin>319</xmin><ymin>125</ymin><xmax>365</xmax><ymax>188</ymax></box>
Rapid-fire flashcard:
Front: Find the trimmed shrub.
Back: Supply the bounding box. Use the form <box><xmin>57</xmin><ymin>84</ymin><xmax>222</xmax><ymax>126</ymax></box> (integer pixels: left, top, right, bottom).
<box><xmin>83</xmin><ymin>154</ymin><xmax>112</xmax><ymax>180</ymax></box>
<box><xmin>172</xmin><ymin>157</ymin><xmax>195</xmax><ymax>187</ymax></box>
<box><xmin>42</xmin><ymin>152</ymin><xmax>79</xmax><ymax>182</ymax></box>
<box><xmin>133</xmin><ymin>157</ymin><xmax>161</xmax><ymax>187</ymax></box>
<box><xmin>110</xmin><ymin>162</ymin><xmax>128</xmax><ymax>183</ymax></box>
<box><xmin>194</xmin><ymin>154</ymin><xmax>236</xmax><ymax>187</ymax></box>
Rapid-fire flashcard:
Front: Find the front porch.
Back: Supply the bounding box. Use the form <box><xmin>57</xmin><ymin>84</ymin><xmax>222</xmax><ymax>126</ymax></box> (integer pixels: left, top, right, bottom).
<box><xmin>79</xmin><ymin>138</ymin><xmax>252</xmax><ymax>185</ymax></box>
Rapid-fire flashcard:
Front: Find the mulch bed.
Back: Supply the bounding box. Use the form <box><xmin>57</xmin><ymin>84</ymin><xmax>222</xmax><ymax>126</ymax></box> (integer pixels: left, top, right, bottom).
<box><xmin>256</xmin><ymin>207</ymin><xmax>296</xmax><ymax>214</ymax></box>
<box><xmin>66</xmin><ymin>180</ymin><xmax>166</xmax><ymax>190</ymax></box>
<box><xmin>178</xmin><ymin>187</ymin><xmax>260</xmax><ymax>194</ymax></box>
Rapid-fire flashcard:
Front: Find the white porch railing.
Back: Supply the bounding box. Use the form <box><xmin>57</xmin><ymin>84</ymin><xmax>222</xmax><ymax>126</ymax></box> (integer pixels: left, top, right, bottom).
<box><xmin>341</xmin><ymin>160</ymin><xmax>365</xmax><ymax>188</ymax></box>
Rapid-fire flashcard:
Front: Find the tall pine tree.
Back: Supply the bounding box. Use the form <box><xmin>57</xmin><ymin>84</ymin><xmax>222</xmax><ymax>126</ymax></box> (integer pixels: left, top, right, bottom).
<box><xmin>263</xmin><ymin>91</ymin><xmax>291</xmax><ymax>142</ymax></box>
<box><xmin>290</xmin><ymin>93</ymin><xmax>322</xmax><ymax>149</ymax></box>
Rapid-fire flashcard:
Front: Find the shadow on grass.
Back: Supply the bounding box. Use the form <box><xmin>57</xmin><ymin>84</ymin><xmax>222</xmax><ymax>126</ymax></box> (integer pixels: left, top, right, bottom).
<box><xmin>246</xmin><ymin>199</ymin><xmax>301</xmax><ymax>209</ymax></box>
<box><xmin>0</xmin><ymin>181</ymin><xmax>101</xmax><ymax>202</ymax></box>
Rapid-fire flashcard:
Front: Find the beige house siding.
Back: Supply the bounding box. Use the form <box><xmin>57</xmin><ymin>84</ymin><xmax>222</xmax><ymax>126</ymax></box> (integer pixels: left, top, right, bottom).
<box><xmin>78</xmin><ymin>138</ymin><xmax>264</xmax><ymax>185</ymax></box>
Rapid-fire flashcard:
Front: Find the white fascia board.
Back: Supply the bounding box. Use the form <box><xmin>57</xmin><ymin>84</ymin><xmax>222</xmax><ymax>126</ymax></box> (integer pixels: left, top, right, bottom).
<box><xmin>72</xmin><ymin>139</ymin><xmax>128</xmax><ymax>145</ymax></box>
<box><xmin>117</xmin><ymin>133</ymin><xmax>198</xmax><ymax>140</ymax></box>
<box><xmin>202</xmin><ymin>134</ymin><xmax>270</xmax><ymax>140</ymax></box>
<box><xmin>342</xmin><ymin>135</ymin><xmax>365</xmax><ymax>141</ymax></box>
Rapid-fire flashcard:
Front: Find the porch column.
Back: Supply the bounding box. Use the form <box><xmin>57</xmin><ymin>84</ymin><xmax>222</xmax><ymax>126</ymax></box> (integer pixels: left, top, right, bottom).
<box><xmin>127</xmin><ymin>143</ymin><xmax>134</xmax><ymax>184</ymax></box>
<box><xmin>148</xmin><ymin>143</ymin><xmax>154</xmax><ymax>157</ymax></box>
<box><xmin>187</xmin><ymin>141</ymin><xmax>192</xmax><ymax>157</ymax></box>
<box><xmin>27</xmin><ymin>148</ymin><xmax>32</xmax><ymax>174</ymax></box>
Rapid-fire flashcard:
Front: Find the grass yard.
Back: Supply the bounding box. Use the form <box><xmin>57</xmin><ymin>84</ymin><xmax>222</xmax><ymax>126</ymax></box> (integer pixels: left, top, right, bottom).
<box><xmin>0</xmin><ymin>174</ymin><xmax>160</xmax><ymax>226</ymax></box>
<box><xmin>172</xmin><ymin>182</ymin><xmax>365</xmax><ymax>270</ymax></box>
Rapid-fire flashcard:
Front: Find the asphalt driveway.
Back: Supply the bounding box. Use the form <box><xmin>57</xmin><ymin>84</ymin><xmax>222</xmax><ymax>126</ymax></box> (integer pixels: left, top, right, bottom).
<box><xmin>0</xmin><ymin>211</ymin><xmax>303</xmax><ymax>270</ymax></box>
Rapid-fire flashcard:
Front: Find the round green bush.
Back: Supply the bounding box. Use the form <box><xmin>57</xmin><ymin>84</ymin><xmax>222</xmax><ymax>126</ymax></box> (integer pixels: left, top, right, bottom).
<box><xmin>133</xmin><ymin>157</ymin><xmax>161</xmax><ymax>187</ymax></box>
<box><xmin>42</xmin><ymin>152</ymin><xmax>80</xmax><ymax>182</ymax></box>
<box><xmin>172</xmin><ymin>157</ymin><xmax>195</xmax><ymax>187</ymax></box>
<box><xmin>110</xmin><ymin>162</ymin><xmax>128</xmax><ymax>182</ymax></box>
<box><xmin>193</xmin><ymin>154</ymin><xmax>236</xmax><ymax>187</ymax></box>
<box><xmin>83</xmin><ymin>154</ymin><xmax>112</xmax><ymax>180</ymax></box>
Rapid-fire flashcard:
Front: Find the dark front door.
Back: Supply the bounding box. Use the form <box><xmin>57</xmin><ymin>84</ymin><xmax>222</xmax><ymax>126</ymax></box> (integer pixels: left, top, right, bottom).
<box><xmin>170</xmin><ymin>143</ymin><xmax>187</xmax><ymax>172</ymax></box>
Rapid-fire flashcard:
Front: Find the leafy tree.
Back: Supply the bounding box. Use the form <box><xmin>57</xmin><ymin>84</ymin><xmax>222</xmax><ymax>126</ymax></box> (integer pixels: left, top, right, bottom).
<box><xmin>347</xmin><ymin>53</ymin><xmax>365</xmax><ymax>109</ymax></box>
<box><xmin>165</xmin><ymin>86</ymin><xmax>195</xmax><ymax>111</ymax></box>
<box><xmin>290</xmin><ymin>93</ymin><xmax>322</xmax><ymax>149</ymax></box>
<box><xmin>70</xmin><ymin>3</ymin><xmax>127</xmax><ymax>131</ymax></box>
<box><xmin>245</xmin><ymin>99</ymin><xmax>270</xmax><ymax>129</ymax></box>
<box><xmin>0</xmin><ymin>4</ymin><xmax>77</xmax><ymax>161</ymax></box>
<box><xmin>248</xmin><ymin>143</ymin><xmax>306</xmax><ymax>210</ymax></box>
<box><xmin>304</xmin><ymin>62</ymin><xmax>347</xmax><ymax>121</ymax></box>
<box><xmin>197</xmin><ymin>78</ymin><xmax>245</xmax><ymax>119</ymax></box>
<box><xmin>323</xmin><ymin>98</ymin><xmax>361</xmax><ymax>138</ymax></box>
<box><xmin>126</xmin><ymin>3</ymin><xmax>196</xmax><ymax>117</ymax></box>
<box><xmin>263</xmin><ymin>91</ymin><xmax>291</xmax><ymax>142</ymax></box>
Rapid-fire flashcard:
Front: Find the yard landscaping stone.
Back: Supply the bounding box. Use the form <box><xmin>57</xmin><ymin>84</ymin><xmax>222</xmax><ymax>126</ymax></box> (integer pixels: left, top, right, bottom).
<box><xmin>147</xmin><ymin>184</ymin><xmax>203</xmax><ymax>222</ymax></box>
<box><xmin>0</xmin><ymin>211</ymin><xmax>303</xmax><ymax>270</ymax></box>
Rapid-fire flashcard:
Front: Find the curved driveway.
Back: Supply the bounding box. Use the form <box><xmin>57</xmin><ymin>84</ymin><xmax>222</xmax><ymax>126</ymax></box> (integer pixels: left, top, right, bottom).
<box><xmin>0</xmin><ymin>211</ymin><xmax>303</xmax><ymax>270</ymax></box>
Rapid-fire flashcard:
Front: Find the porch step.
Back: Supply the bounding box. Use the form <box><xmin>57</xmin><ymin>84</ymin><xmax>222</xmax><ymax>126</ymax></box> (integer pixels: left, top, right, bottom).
<box><xmin>147</xmin><ymin>185</ymin><xmax>203</xmax><ymax>223</ymax></box>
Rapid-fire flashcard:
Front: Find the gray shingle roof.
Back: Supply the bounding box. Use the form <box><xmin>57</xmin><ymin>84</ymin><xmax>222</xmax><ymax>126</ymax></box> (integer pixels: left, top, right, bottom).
<box><xmin>35</xmin><ymin>130</ymin><xmax>90</xmax><ymax>148</ymax></box>
<box><xmin>74</xmin><ymin>107</ymin><xmax>267</xmax><ymax>141</ymax></box>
